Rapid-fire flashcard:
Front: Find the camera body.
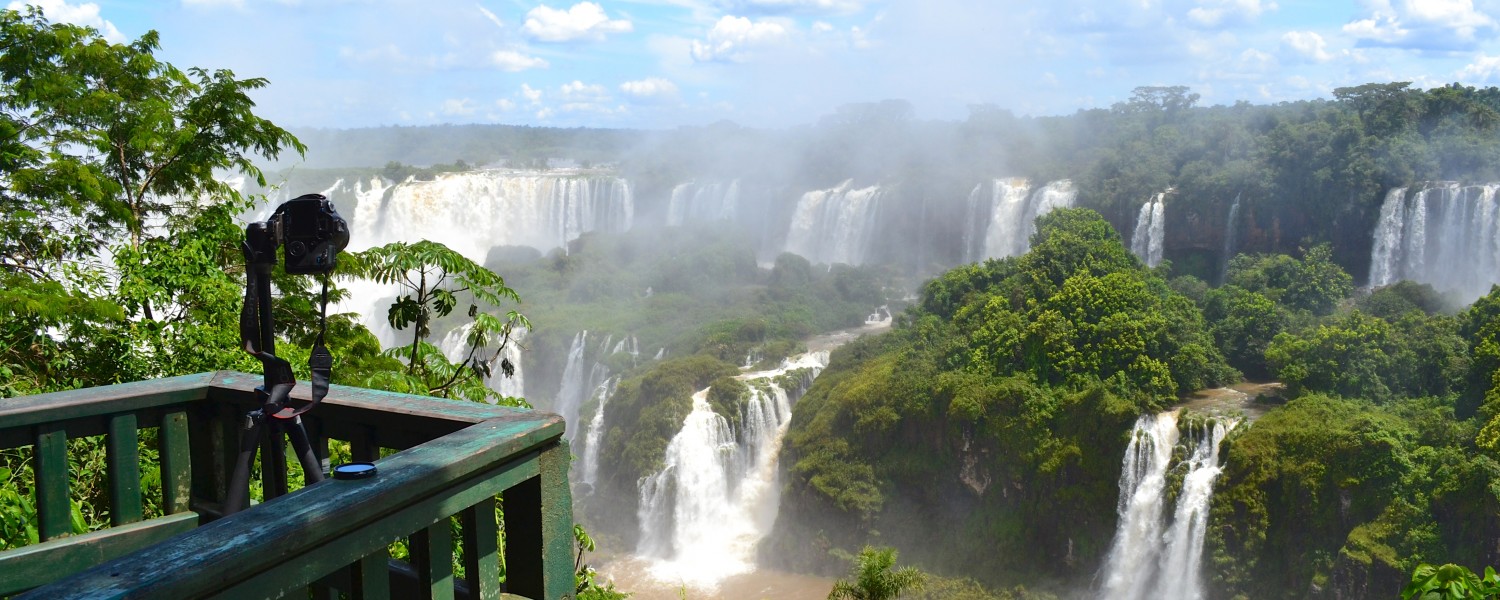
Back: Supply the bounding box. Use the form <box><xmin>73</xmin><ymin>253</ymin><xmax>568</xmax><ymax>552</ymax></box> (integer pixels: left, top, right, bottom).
<box><xmin>272</xmin><ymin>193</ymin><xmax>349</xmax><ymax>274</ymax></box>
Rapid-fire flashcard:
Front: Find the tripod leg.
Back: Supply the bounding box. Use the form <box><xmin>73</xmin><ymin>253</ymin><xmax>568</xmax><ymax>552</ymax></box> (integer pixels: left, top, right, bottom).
<box><xmin>284</xmin><ymin>416</ymin><xmax>326</xmax><ymax>484</ymax></box>
<box><xmin>225</xmin><ymin>413</ymin><xmax>264</xmax><ymax>516</ymax></box>
<box><xmin>263</xmin><ymin>423</ymin><xmax>289</xmax><ymax>500</ymax></box>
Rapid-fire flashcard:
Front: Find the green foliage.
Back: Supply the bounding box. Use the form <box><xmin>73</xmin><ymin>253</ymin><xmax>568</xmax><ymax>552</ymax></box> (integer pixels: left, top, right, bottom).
<box><xmin>1267</xmin><ymin>310</ymin><xmax>1467</xmax><ymax>401</ymax></box>
<box><xmin>1403</xmin><ymin>564</ymin><xmax>1500</xmax><ymax>600</ymax></box>
<box><xmin>828</xmin><ymin>546</ymin><xmax>927</xmax><ymax>600</ymax></box>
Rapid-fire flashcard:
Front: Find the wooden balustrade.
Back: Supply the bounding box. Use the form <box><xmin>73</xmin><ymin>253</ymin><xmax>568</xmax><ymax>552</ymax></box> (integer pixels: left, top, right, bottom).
<box><xmin>0</xmin><ymin>371</ymin><xmax>573</xmax><ymax>599</ymax></box>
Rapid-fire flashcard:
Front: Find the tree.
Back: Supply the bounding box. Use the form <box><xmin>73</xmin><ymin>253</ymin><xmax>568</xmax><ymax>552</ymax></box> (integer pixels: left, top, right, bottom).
<box><xmin>1403</xmin><ymin>564</ymin><xmax>1500</xmax><ymax>600</ymax></box>
<box><xmin>828</xmin><ymin>546</ymin><xmax>927</xmax><ymax>600</ymax></box>
<box><xmin>0</xmin><ymin>7</ymin><xmax>303</xmax><ymax>392</ymax></box>
<box><xmin>345</xmin><ymin>240</ymin><xmax>527</xmax><ymax>404</ymax></box>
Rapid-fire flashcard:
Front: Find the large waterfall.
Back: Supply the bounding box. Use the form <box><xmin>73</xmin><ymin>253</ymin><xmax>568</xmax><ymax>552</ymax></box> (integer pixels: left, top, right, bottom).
<box><xmin>1098</xmin><ymin>411</ymin><xmax>1236</xmax><ymax>600</ymax></box>
<box><xmin>1369</xmin><ymin>183</ymin><xmax>1500</xmax><ymax>300</ymax></box>
<box><xmin>1130</xmin><ymin>194</ymin><xmax>1166</xmax><ymax>267</ymax></box>
<box><xmin>965</xmin><ymin>179</ymin><xmax>1077</xmax><ymax>261</ymax></box>
<box><xmin>635</xmin><ymin>351</ymin><xmax>828</xmax><ymax>589</ymax></box>
<box><xmin>783</xmin><ymin>180</ymin><xmax>886</xmax><ymax>266</ymax></box>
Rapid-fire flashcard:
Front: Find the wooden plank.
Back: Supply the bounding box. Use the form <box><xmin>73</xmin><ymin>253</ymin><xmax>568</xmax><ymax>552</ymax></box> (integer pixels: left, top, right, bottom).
<box><xmin>106</xmin><ymin>414</ymin><xmax>143</xmax><ymax>526</ymax></box>
<box><xmin>462</xmin><ymin>497</ymin><xmax>501</xmax><ymax>600</ymax></box>
<box><xmin>353</xmin><ymin>550</ymin><xmax>391</xmax><ymax>600</ymax></box>
<box><xmin>23</xmin><ymin>415</ymin><xmax>557</xmax><ymax>599</ymax></box>
<box><xmin>208</xmin><ymin>371</ymin><xmax>529</xmax><ymax>426</ymax></box>
<box><xmin>0</xmin><ymin>373</ymin><xmax>213</xmax><ymax>431</ymax></box>
<box><xmin>412</xmin><ymin>519</ymin><xmax>455</xmax><ymax>600</ymax></box>
<box><xmin>0</xmin><ymin>512</ymin><xmax>199</xmax><ymax>597</ymax></box>
<box><xmin>160</xmin><ymin>411</ymin><xmax>192</xmax><ymax>514</ymax></box>
<box><xmin>34</xmin><ymin>423</ymin><xmax>70</xmax><ymax>541</ymax></box>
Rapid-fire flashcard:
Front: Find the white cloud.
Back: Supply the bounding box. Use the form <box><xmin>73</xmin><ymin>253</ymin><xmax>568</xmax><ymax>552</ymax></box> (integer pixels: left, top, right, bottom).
<box><xmin>1238</xmin><ymin>48</ymin><xmax>1276</xmax><ymax>70</ymax></box>
<box><xmin>477</xmin><ymin>4</ymin><xmax>505</xmax><ymax>29</ymax></box>
<box><xmin>619</xmin><ymin>77</ymin><xmax>679</xmax><ymax>102</ymax></box>
<box><xmin>522</xmin><ymin>2</ymin><xmax>632</xmax><ymax>43</ymax></box>
<box><xmin>1280</xmin><ymin>31</ymin><xmax>1333</xmax><ymax>62</ymax></box>
<box><xmin>1343</xmin><ymin>0</ymin><xmax>1495</xmax><ymax>48</ymax></box>
<box><xmin>1186</xmin><ymin>0</ymin><xmax>1277</xmax><ymax>27</ymax></box>
<box><xmin>442</xmin><ymin>98</ymin><xmax>477</xmax><ymax>116</ymax></box>
<box><xmin>491</xmin><ymin>50</ymin><xmax>549</xmax><ymax>71</ymax></box>
<box><xmin>496</xmin><ymin>98</ymin><xmax>517</xmax><ymax>111</ymax></box>
<box><xmin>812</xmin><ymin>20</ymin><xmax>834</xmax><ymax>33</ymax></box>
<box><xmin>560</xmin><ymin>80</ymin><xmax>610</xmax><ymax>102</ymax></box>
<box><xmin>1459</xmin><ymin>54</ymin><xmax>1500</xmax><ymax>83</ymax></box>
<box><xmin>521</xmin><ymin>83</ymin><xmax>544</xmax><ymax>104</ymax></box>
<box><xmin>691</xmin><ymin>15</ymin><xmax>790</xmax><ymax>62</ymax></box>
<box><xmin>9</xmin><ymin>0</ymin><xmax>125</xmax><ymax>42</ymax></box>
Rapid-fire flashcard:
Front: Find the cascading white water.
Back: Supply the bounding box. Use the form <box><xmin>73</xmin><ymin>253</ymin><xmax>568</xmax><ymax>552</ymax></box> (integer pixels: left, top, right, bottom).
<box><xmin>554</xmin><ymin>332</ymin><xmax>592</xmax><ymax>442</ymax></box>
<box><xmin>435</xmin><ymin>323</ymin><xmax>526</xmax><ymax>401</ymax></box>
<box><xmin>1098</xmin><ymin>412</ymin><xmax>1237</xmax><ymax>600</ymax></box>
<box><xmin>636</xmin><ymin>351</ymin><xmax>829</xmax><ymax>589</ymax></box>
<box><xmin>580</xmin><ymin>376</ymin><xmax>618</xmax><ymax>490</ymax></box>
<box><xmin>784</xmin><ymin>180</ymin><xmax>885</xmax><ymax>266</ymax></box>
<box><xmin>1130</xmin><ymin>194</ymin><xmax>1166</xmax><ymax>268</ymax></box>
<box><xmin>969</xmin><ymin>179</ymin><xmax>1078</xmax><ymax>261</ymax></box>
<box><xmin>1369</xmin><ymin>183</ymin><xmax>1500</xmax><ymax>300</ymax></box>
<box><xmin>667</xmin><ymin>180</ymin><xmax>741</xmax><ymax>226</ymax></box>
<box><xmin>1219</xmin><ymin>193</ymin><xmax>1242</xmax><ymax>284</ymax></box>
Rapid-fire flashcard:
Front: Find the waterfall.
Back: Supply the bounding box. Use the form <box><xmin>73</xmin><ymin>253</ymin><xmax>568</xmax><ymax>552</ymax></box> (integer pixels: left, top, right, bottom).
<box><xmin>1368</xmin><ymin>183</ymin><xmax>1500</xmax><ymax>300</ymax></box>
<box><xmin>971</xmin><ymin>179</ymin><xmax>1077</xmax><ymax>261</ymax></box>
<box><xmin>1099</xmin><ymin>412</ymin><xmax>1237</xmax><ymax>600</ymax></box>
<box><xmin>1219</xmin><ymin>193</ymin><xmax>1242</xmax><ymax>284</ymax></box>
<box><xmin>635</xmin><ymin>352</ymin><xmax>828</xmax><ymax>589</ymax></box>
<box><xmin>435</xmin><ymin>323</ymin><xmax>526</xmax><ymax>401</ymax></box>
<box><xmin>1130</xmin><ymin>194</ymin><xmax>1166</xmax><ymax>268</ymax></box>
<box><xmin>579</xmin><ymin>376</ymin><xmax>618</xmax><ymax>490</ymax></box>
<box><xmin>784</xmin><ymin>180</ymin><xmax>886</xmax><ymax>266</ymax></box>
<box><xmin>667</xmin><ymin>180</ymin><xmax>741</xmax><ymax>226</ymax></box>
<box><xmin>554</xmin><ymin>332</ymin><xmax>592</xmax><ymax>442</ymax></box>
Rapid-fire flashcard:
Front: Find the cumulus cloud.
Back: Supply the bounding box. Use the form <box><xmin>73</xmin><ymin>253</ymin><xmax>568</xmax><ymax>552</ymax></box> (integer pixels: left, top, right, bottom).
<box><xmin>560</xmin><ymin>80</ymin><xmax>610</xmax><ymax>102</ymax></box>
<box><xmin>521</xmin><ymin>83</ymin><xmax>544</xmax><ymax>105</ymax></box>
<box><xmin>619</xmin><ymin>77</ymin><xmax>679</xmax><ymax>102</ymax></box>
<box><xmin>522</xmin><ymin>2</ymin><xmax>632</xmax><ymax>43</ymax></box>
<box><xmin>442</xmin><ymin>98</ymin><xmax>477</xmax><ymax>116</ymax></box>
<box><xmin>1459</xmin><ymin>54</ymin><xmax>1500</xmax><ymax>83</ymax></box>
<box><xmin>8</xmin><ymin>0</ymin><xmax>125</xmax><ymax>42</ymax></box>
<box><xmin>1343</xmin><ymin>0</ymin><xmax>1496</xmax><ymax>49</ymax></box>
<box><xmin>491</xmin><ymin>50</ymin><xmax>549</xmax><ymax>71</ymax></box>
<box><xmin>1280</xmin><ymin>30</ymin><xmax>1333</xmax><ymax>62</ymax></box>
<box><xmin>1186</xmin><ymin>0</ymin><xmax>1277</xmax><ymax>28</ymax></box>
<box><xmin>691</xmin><ymin>15</ymin><xmax>790</xmax><ymax>62</ymax></box>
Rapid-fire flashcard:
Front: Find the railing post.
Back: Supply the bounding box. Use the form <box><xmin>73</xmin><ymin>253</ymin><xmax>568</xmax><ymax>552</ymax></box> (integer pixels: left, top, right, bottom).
<box><xmin>34</xmin><ymin>423</ymin><xmax>70</xmax><ymax>541</ymax></box>
<box><xmin>503</xmin><ymin>440</ymin><xmax>575</xmax><ymax>600</ymax></box>
<box><xmin>412</xmin><ymin>519</ymin><xmax>455</xmax><ymax>600</ymax></box>
<box><xmin>160</xmin><ymin>410</ymin><xmax>192</xmax><ymax>514</ymax></box>
<box><xmin>461</xmin><ymin>497</ymin><xmax>501</xmax><ymax>600</ymax></box>
<box><xmin>106</xmin><ymin>413</ymin><xmax>143</xmax><ymax>525</ymax></box>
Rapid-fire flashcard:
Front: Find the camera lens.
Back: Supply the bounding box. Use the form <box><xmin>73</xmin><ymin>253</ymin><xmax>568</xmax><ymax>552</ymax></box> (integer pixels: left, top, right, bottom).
<box><xmin>288</xmin><ymin>241</ymin><xmax>306</xmax><ymax>257</ymax></box>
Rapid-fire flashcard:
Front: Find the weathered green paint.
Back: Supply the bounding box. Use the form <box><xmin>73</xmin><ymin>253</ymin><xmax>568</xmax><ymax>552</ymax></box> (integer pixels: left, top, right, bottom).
<box><xmin>22</xmin><ymin>414</ymin><xmax>562</xmax><ymax>599</ymax></box>
<box><xmin>539</xmin><ymin>443</ymin><xmax>575</xmax><ymax>600</ymax></box>
<box><xmin>105</xmin><ymin>414</ymin><xmax>143</xmax><ymax>526</ymax></box>
<box><xmin>462</xmin><ymin>497</ymin><xmax>502</xmax><ymax>600</ymax></box>
<box><xmin>0</xmin><ymin>373</ymin><xmax>212</xmax><ymax>431</ymax></box>
<box><xmin>503</xmin><ymin>442</ymin><xmax>576</xmax><ymax>600</ymax></box>
<box><xmin>160</xmin><ymin>411</ymin><xmax>192</xmax><ymax>514</ymax></box>
<box><xmin>0</xmin><ymin>512</ymin><xmax>198</xmax><ymax>596</ymax></box>
<box><xmin>354</xmin><ymin>550</ymin><xmax>392</xmax><ymax>600</ymax></box>
<box><xmin>413</xmin><ymin>519</ymin><xmax>455</xmax><ymax>600</ymax></box>
<box><xmin>35</xmin><ymin>423</ymin><xmax>70</xmax><ymax>541</ymax></box>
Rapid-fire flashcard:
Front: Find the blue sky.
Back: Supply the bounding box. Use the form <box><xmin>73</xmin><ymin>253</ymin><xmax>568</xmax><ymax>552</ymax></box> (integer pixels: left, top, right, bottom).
<box><xmin>11</xmin><ymin>0</ymin><xmax>1500</xmax><ymax>129</ymax></box>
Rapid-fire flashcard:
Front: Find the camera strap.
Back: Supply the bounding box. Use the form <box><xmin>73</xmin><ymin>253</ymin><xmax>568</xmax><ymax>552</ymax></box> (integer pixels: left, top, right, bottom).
<box><xmin>277</xmin><ymin>274</ymin><xmax>333</xmax><ymax>420</ymax></box>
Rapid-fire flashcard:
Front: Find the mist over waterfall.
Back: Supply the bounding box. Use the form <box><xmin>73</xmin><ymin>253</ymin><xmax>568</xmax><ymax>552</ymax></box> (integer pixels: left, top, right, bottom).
<box><xmin>1099</xmin><ymin>412</ymin><xmax>1236</xmax><ymax>600</ymax></box>
<box><xmin>636</xmin><ymin>352</ymin><xmax>828</xmax><ymax>589</ymax></box>
<box><xmin>784</xmin><ymin>180</ymin><xmax>886</xmax><ymax>265</ymax></box>
<box><xmin>1130</xmin><ymin>194</ymin><xmax>1166</xmax><ymax>267</ymax></box>
<box><xmin>667</xmin><ymin>180</ymin><xmax>741</xmax><ymax>226</ymax></box>
<box><xmin>1369</xmin><ymin>183</ymin><xmax>1500</xmax><ymax>300</ymax></box>
<box><xmin>965</xmin><ymin>179</ymin><xmax>1077</xmax><ymax>262</ymax></box>
<box><xmin>580</xmin><ymin>376</ymin><xmax>618</xmax><ymax>489</ymax></box>
<box><xmin>436</xmin><ymin>324</ymin><xmax>526</xmax><ymax>401</ymax></box>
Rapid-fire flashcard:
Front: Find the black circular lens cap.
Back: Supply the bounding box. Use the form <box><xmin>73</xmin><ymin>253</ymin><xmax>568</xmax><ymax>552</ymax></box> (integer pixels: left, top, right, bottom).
<box><xmin>332</xmin><ymin>462</ymin><xmax>377</xmax><ymax>480</ymax></box>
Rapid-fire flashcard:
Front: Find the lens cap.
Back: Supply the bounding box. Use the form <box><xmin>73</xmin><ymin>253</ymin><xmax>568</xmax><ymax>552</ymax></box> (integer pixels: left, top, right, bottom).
<box><xmin>332</xmin><ymin>462</ymin><xmax>378</xmax><ymax>480</ymax></box>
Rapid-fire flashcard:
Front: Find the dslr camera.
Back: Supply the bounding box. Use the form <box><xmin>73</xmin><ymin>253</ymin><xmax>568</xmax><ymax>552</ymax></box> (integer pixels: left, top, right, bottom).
<box><xmin>270</xmin><ymin>193</ymin><xmax>350</xmax><ymax>274</ymax></box>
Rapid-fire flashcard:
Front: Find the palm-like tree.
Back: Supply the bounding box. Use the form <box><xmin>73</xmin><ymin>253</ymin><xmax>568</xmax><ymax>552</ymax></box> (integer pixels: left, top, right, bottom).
<box><xmin>828</xmin><ymin>546</ymin><xmax>927</xmax><ymax>600</ymax></box>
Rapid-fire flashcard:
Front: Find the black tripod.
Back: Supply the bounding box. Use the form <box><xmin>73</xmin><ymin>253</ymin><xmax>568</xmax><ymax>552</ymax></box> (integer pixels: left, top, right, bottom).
<box><xmin>224</xmin><ymin>220</ymin><xmax>329</xmax><ymax>515</ymax></box>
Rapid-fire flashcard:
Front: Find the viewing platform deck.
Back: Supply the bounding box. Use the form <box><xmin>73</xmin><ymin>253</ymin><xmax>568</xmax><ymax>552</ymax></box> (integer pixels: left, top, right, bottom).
<box><xmin>0</xmin><ymin>371</ymin><xmax>574</xmax><ymax>599</ymax></box>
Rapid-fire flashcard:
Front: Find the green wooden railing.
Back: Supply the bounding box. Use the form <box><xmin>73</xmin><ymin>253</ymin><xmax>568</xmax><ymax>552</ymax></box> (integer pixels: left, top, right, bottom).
<box><xmin>0</xmin><ymin>371</ymin><xmax>574</xmax><ymax>599</ymax></box>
